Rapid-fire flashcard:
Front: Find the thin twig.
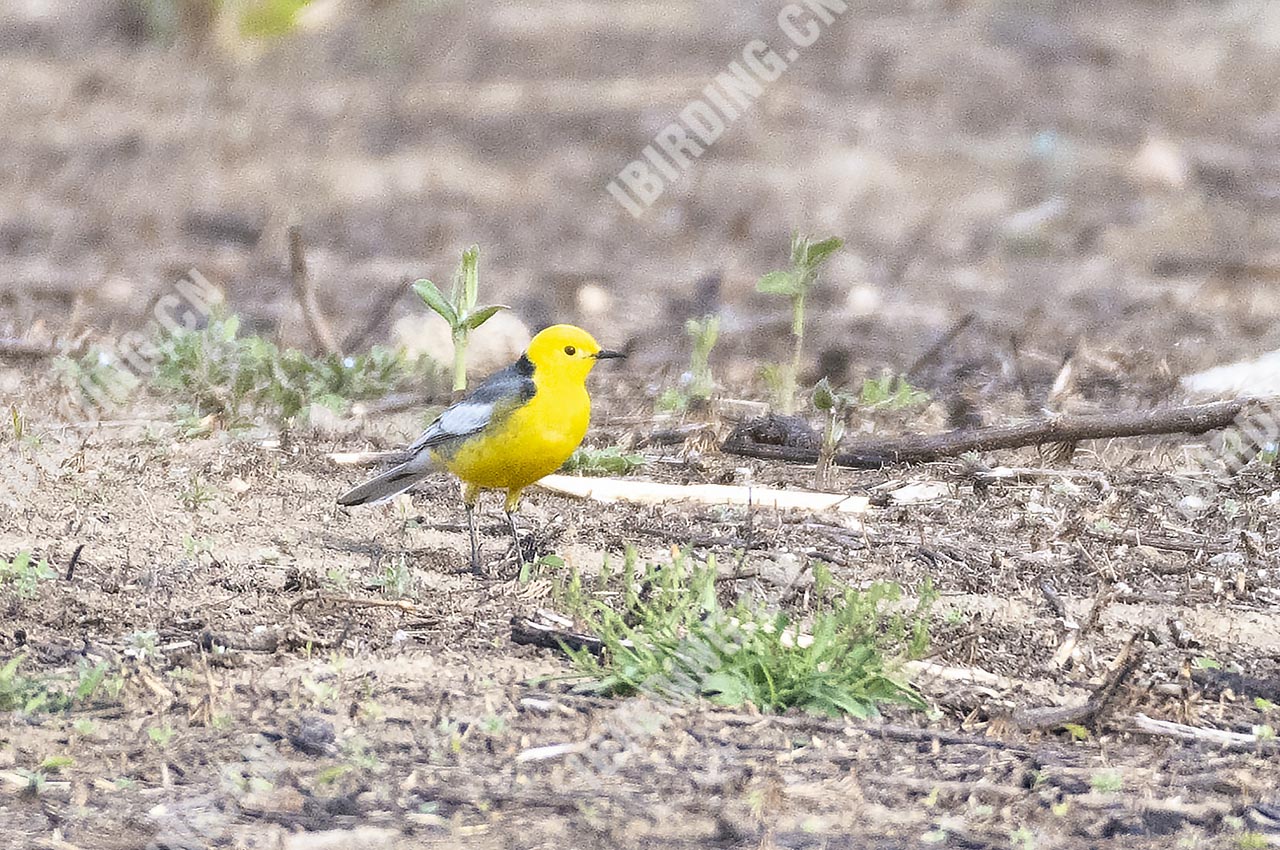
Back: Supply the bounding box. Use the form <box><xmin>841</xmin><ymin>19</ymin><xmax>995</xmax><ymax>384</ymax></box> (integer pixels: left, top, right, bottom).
<box><xmin>1083</xmin><ymin>527</ymin><xmax>1234</xmax><ymax>556</ymax></box>
<box><xmin>906</xmin><ymin>311</ymin><xmax>975</xmax><ymax>379</ymax></box>
<box><xmin>288</xmin><ymin>224</ymin><xmax>342</xmax><ymax>356</ymax></box>
<box><xmin>1039</xmin><ymin>581</ymin><xmax>1079</xmax><ymax>629</ymax></box>
<box><xmin>342</xmin><ymin>278</ymin><xmax>410</xmax><ymax>352</ymax></box>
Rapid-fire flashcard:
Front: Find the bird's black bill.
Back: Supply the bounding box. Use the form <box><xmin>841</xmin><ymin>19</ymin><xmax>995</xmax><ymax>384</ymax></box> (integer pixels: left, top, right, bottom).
<box><xmin>593</xmin><ymin>349</ymin><xmax>625</xmax><ymax>360</ymax></box>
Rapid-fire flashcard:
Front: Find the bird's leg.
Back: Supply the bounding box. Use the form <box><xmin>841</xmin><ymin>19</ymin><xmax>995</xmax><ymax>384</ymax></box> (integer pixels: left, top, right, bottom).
<box><xmin>463</xmin><ymin>483</ymin><xmax>481</xmax><ymax>574</ymax></box>
<box><xmin>504</xmin><ymin>487</ymin><xmax>526</xmax><ymax>566</ymax></box>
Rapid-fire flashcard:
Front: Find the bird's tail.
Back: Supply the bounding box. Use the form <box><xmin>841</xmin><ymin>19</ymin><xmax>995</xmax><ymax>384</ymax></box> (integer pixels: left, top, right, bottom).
<box><xmin>337</xmin><ymin>459</ymin><xmax>431</xmax><ymax>507</ymax></box>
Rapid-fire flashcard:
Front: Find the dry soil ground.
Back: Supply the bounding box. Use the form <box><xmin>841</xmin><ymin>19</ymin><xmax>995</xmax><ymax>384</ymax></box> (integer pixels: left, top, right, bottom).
<box><xmin>3</xmin><ymin>1</ymin><xmax>1280</xmax><ymax>848</ymax></box>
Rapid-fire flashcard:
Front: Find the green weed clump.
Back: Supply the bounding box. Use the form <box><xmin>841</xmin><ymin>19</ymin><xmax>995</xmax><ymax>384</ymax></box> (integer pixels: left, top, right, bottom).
<box><xmin>54</xmin><ymin>348</ymin><xmax>142</xmax><ymax>411</ymax></box>
<box><xmin>0</xmin><ymin>655</ymin><xmax>119</xmax><ymax>716</ymax></box>
<box><xmin>554</xmin><ymin>550</ymin><xmax>930</xmax><ymax>718</ymax></box>
<box><xmin>562</xmin><ymin>446</ymin><xmax>646</xmax><ymax>476</ymax></box>
<box><xmin>153</xmin><ymin>313</ymin><xmax>438</xmax><ymax>424</ymax></box>
<box><xmin>0</xmin><ymin>552</ymin><xmax>57</xmax><ymax>599</ymax></box>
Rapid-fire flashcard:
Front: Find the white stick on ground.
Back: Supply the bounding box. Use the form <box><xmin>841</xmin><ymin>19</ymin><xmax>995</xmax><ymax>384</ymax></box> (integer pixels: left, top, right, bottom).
<box><xmin>515</xmin><ymin>741</ymin><xmax>592</xmax><ymax>763</ymax></box>
<box><xmin>536</xmin><ymin>474</ymin><xmax>871</xmax><ymax>514</ymax></box>
<box><xmin>1129</xmin><ymin>713</ymin><xmax>1277</xmax><ymax>751</ymax></box>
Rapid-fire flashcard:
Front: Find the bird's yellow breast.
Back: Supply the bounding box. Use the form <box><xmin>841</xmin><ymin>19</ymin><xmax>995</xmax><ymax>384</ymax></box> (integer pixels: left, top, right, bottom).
<box><xmin>436</xmin><ymin>378</ymin><xmax>590</xmax><ymax>491</ymax></box>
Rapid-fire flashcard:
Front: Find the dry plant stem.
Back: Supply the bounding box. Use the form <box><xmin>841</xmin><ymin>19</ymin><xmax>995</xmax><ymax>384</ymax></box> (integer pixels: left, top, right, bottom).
<box><xmin>327</xmin><ymin>449</ymin><xmax>404</xmax><ymax>466</ymax></box>
<box><xmin>288</xmin><ymin>224</ymin><xmax>342</xmax><ymax>357</ymax></box>
<box><xmin>536</xmin><ymin>474</ymin><xmax>870</xmax><ymax>514</ymax></box>
<box><xmin>725</xmin><ymin>398</ymin><xmax>1256</xmax><ymax>468</ymax></box>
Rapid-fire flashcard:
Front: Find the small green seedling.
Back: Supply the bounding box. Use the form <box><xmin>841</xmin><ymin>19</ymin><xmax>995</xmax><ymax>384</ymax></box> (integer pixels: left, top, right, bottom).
<box><xmin>148</xmin><ymin>724</ymin><xmax>176</xmax><ymax>749</ymax></box>
<box><xmin>685</xmin><ymin>315</ymin><xmax>719</xmax><ymax>403</ymax></box>
<box><xmin>239</xmin><ymin>0</ymin><xmax>318</xmax><ymax>38</ymax></box>
<box><xmin>756</xmin><ymin>234</ymin><xmax>843</xmax><ymax>414</ymax></box>
<box><xmin>1089</xmin><ymin>770</ymin><xmax>1123</xmax><ymax>793</ymax></box>
<box><xmin>413</xmin><ymin>246</ymin><xmax>508</xmax><ymax>392</ymax></box>
<box><xmin>39</xmin><ymin>755</ymin><xmax>73</xmax><ymax>773</ymax></box>
<box><xmin>374</xmin><ymin>555</ymin><xmax>415</xmax><ymax>600</ymax></box>
<box><xmin>1061</xmin><ymin>723</ymin><xmax>1090</xmax><ymax>742</ymax></box>
<box><xmin>812</xmin><ymin>377</ymin><xmax>854</xmax><ymax>489</ymax></box>
<box><xmin>859</xmin><ymin>372</ymin><xmax>930</xmax><ymax>410</ymax></box>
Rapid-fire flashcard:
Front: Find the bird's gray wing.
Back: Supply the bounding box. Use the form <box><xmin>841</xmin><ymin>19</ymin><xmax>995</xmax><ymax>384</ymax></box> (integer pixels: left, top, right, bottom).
<box><xmin>404</xmin><ymin>355</ymin><xmax>536</xmax><ymax>457</ymax></box>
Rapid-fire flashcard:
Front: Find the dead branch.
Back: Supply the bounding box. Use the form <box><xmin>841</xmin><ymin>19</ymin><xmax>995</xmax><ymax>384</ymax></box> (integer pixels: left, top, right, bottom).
<box><xmin>1013</xmin><ymin>633</ymin><xmax>1146</xmax><ymax>732</ymax></box>
<box><xmin>288</xmin><ymin>224</ymin><xmax>342</xmax><ymax>357</ymax></box>
<box><xmin>510</xmin><ymin>615</ymin><xmax>605</xmax><ymax>654</ymax></box>
<box><xmin>1191</xmin><ymin>668</ymin><xmax>1280</xmax><ymax>703</ymax></box>
<box><xmin>0</xmin><ymin>338</ymin><xmax>59</xmax><ymax>359</ymax></box>
<box><xmin>289</xmin><ymin>591</ymin><xmax>429</xmax><ymax>617</ymax></box>
<box><xmin>1128</xmin><ymin>713</ymin><xmax>1280</xmax><ymax>753</ymax></box>
<box><xmin>1083</xmin><ymin>527</ymin><xmax>1235</xmax><ymax>556</ymax></box>
<box><xmin>724</xmin><ymin>398</ymin><xmax>1256</xmax><ymax>468</ymax></box>
<box><xmin>970</xmin><ymin>465</ymin><xmax>1111</xmax><ymax>492</ymax></box>
<box><xmin>199</xmin><ymin>628</ymin><xmax>280</xmax><ymax>653</ymax></box>
<box><xmin>866</xmin><ymin>722</ymin><xmax>1031</xmax><ymax>754</ymax></box>
<box><xmin>860</xmin><ymin>774</ymin><xmax>1024</xmax><ymax>801</ymax></box>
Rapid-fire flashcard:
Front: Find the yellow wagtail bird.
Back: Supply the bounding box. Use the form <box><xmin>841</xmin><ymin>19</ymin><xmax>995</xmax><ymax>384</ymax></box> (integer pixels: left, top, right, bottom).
<box><xmin>338</xmin><ymin>324</ymin><xmax>623</xmax><ymax>571</ymax></box>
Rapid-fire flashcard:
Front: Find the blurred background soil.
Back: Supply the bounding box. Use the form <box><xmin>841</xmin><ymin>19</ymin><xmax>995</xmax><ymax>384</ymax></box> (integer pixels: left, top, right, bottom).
<box><xmin>3</xmin><ymin>0</ymin><xmax>1280</xmax><ymax>406</ymax></box>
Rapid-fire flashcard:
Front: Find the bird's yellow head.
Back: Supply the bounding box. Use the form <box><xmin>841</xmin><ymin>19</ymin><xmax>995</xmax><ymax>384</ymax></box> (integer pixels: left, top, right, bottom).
<box><xmin>524</xmin><ymin>324</ymin><xmax>624</xmax><ymax>384</ymax></box>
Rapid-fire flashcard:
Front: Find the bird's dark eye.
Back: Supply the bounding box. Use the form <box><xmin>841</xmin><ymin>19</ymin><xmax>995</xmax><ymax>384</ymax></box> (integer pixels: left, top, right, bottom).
<box><xmin>564</xmin><ymin>345</ymin><xmax>576</xmax><ymax>356</ymax></box>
